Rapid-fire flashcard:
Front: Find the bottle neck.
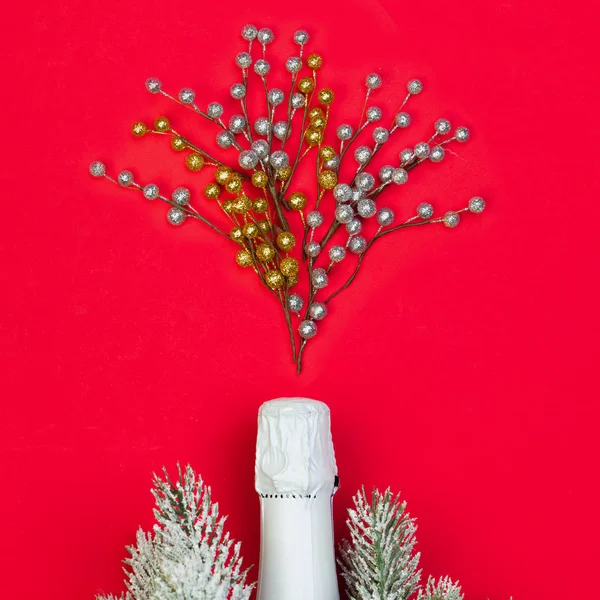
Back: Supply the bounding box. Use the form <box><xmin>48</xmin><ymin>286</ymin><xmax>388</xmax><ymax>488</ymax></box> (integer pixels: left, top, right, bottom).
<box><xmin>257</xmin><ymin>493</ymin><xmax>340</xmax><ymax>600</ymax></box>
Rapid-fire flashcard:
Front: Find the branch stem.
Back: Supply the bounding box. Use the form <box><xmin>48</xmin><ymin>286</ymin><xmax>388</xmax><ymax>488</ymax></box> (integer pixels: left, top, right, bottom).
<box><xmin>324</xmin><ymin>219</ymin><xmax>433</xmax><ymax>304</ymax></box>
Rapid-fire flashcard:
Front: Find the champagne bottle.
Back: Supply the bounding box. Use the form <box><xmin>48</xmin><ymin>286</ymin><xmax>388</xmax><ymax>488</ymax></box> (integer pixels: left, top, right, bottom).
<box><xmin>255</xmin><ymin>398</ymin><xmax>340</xmax><ymax>600</ymax></box>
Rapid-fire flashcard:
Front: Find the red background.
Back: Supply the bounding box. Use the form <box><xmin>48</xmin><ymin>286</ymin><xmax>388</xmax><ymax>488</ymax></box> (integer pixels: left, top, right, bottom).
<box><xmin>1</xmin><ymin>0</ymin><xmax>598</xmax><ymax>598</ymax></box>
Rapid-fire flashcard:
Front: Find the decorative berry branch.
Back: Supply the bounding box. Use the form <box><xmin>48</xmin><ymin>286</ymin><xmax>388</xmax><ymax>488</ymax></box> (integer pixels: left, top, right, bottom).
<box><xmin>90</xmin><ymin>24</ymin><xmax>486</xmax><ymax>373</ymax></box>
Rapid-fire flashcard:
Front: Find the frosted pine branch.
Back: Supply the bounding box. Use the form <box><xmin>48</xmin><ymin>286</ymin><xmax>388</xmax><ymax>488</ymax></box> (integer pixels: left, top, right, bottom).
<box><xmin>96</xmin><ymin>465</ymin><xmax>254</xmax><ymax>600</ymax></box>
<box><xmin>417</xmin><ymin>576</ymin><xmax>464</xmax><ymax>600</ymax></box>
<box><xmin>338</xmin><ymin>487</ymin><xmax>421</xmax><ymax>600</ymax></box>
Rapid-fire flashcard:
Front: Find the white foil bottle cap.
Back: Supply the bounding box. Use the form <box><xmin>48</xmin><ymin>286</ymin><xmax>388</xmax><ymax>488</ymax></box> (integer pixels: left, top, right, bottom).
<box><xmin>255</xmin><ymin>398</ymin><xmax>338</xmax><ymax>496</ymax></box>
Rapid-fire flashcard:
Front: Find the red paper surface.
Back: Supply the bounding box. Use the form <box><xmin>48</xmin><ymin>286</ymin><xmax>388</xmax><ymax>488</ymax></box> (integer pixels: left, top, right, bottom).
<box><xmin>1</xmin><ymin>0</ymin><xmax>598</xmax><ymax>598</ymax></box>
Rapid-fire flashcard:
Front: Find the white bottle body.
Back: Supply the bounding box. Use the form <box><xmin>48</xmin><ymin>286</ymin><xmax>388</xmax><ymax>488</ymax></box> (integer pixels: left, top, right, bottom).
<box><xmin>255</xmin><ymin>398</ymin><xmax>340</xmax><ymax>600</ymax></box>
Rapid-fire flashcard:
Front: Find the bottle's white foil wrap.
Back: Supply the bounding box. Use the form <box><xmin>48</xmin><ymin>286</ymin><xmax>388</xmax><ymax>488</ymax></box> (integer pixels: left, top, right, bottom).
<box><xmin>256</xmin><ymin>398</ymin><xmax>337</xmax><ymax>495</ymax></box>
<box><xmin>255</xmin><ymin>398</ymin><xmax>340</xmax><ymax>600</ymax></box>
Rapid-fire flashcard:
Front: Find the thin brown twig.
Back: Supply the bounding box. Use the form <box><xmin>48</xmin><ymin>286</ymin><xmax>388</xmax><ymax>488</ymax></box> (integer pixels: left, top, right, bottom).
<box><xmin>247</xmin><ymin>241</ymin><xmax>276</xmax><ymax>293</ymax></box>
<box><xmin>267</xmin><ymin>182</ymin><xmax>291</xmax><ymax>232</ymax></box>
<box><xmin>282</xmin><ymin>70</ymin><xmax>317</xmax><ymax>195</ymax></box>
<box><xmin>296</xmin><ymin>339</ymin><xmax>308</xmax><ymax>375</ymax></box>
<box><xmin>324</xmin><ymin>220</ymin><xmax>433</xmax><ymax>304</ymax></box>
<box><xmin>314</xmin><ymin>147</ymin><xmax>323</xmax><ymax>209</ymax></box>
<box><xmin>281</xmin><ymin>100</ymin><xmax>309</xmax><ymax>196</ymax></box>
<box><xmin>336</xmin><ymin>122</ymin><xmax>367</xmax><ymax>173</ymax></box>
<box><xmin>240</xmin><ymin>69</ymin><xmax>254</xmax><ymax>145</ymax></box>
<box><xmin>348</xmin><ymin>103</ymin><xmax>413</xmax><ymax>186</ymax></box>
<box><xmin>183</xmin><ymin>206</ymin><xmax>230</xmax><ymax>240</ymax></box>
<box><xmin>122</xmin><ymin>182</ymin><xmax>231</xmax><ymax>240</ymax></box>
<box><xmin>280</xmin><ymin>74</ymin><xmax>297</xmax><ymax>153</ymax></box>
<box><xmin>159</xmin><ymin>90</ymin><xmax>245</xmax><ymax>152</ymax></box>
<box><xmin>281</xmin><ymin>287</ymin><xmax>298</xmax><ymax>363</ymax></box>
<box><xmin>259</xmin><ymin>77</ymin><xmax>291</xmax><ymax>229</ymax></box>
<box><xmin>295</xmin><ymin>259</ymin><xmax>316</xmax><ymax>374</ymax></box>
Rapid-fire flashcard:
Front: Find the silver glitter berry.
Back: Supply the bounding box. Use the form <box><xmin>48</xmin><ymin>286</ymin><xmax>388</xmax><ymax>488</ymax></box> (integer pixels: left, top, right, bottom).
<box><xmin>309</xmin><ymin>302</ymin><xmax>328</xmax><ymax>321</ymax></box>
<box><xmin>400</xmin><ymin>148</ymin><xmax>414</xmax><ymax>163</ymax></box>
<box><xmin>417</xmin><ymin>202</ymin><xmax>434</xmax><ymax>219</ymax></box>
<box><xmin>373</xmin><ymin>127</ymin><xmax>389</xmax><ymax>144</ymax></box>
<box><xmin>366</xmin><ymin>73</ymin><xmax>382</xmax><ymax>89</ymax></box>
<box><xmin>379</xmin><ymin>165</ymin><xmax>394</xmax><ymax>182</ymax></box>
<box><xmin>377</xmin><ymin>207</ymin><xmax>395</xmax><ymax>226</ymax></box>
<box><xmin>333</xmin><ymin>183</ymin><xmax>352</xmax><ymax>203</ymax></box>
<box><xmin>286</xmin><ymin>57</ymin><xmax>302</xmax><ymax>74</ymax></box>
<box><xmin>395</xmin><ymin>112</ymin><xmax>411</xmax><ymax>128</ymax></box>
<box><xmin>241</xmin><ymin>24</ymin><xmax>258</xmax><ymax>41</ymax></box>
<box><xmin>216</xmin><ymin>131</ymin><xmax>234</xmax><ymax>148</ymax></box>
<box><xmin>306</xmin><ymin>211</ymin><xmax>324</xmax><ymax>228</ymax></box>
<box><xmin>252</xmin><ymin>139</ymin><xmax>269</xmax><ymax>159</ymax></box>
<box><xmin>337</xmin><ymin>124</ymin><xmax>353</xmax><ymax>141</ymax></box>
<box><xmin>270</xmin><ymin>150</ymin><xmax>289</xmax><ymax>169</ymax></box>
<box><xmin>230</xmin><ymin>83</ymin><xmax>246</xmax><ymax>100</ymax></box>
<box><xmin>178</xmin><ymin>88</ymin><xmax>195</xmax><ymax>105</ymax></box>
<box><xmin>366</xmin><ymin>106</ymin><xmax>382</xmax><ymax>123</ymax></box>
<box><xmin>257</xmin><ymin>28</ymin><xmax>274</xmax><ymax>45</ymax></box>
<box><xmin>392</xmin><ymin>168</ymin><xmax>408</xmax><ymax>185</ymax></box>
<box><xmin>117</xmin><ymin>170</ymin><xmax>133</xmax><ymax>187</ymax></box>
<box><xmin>325</xmin><ymin>156</ymin><xmax>340</xmax><ymax>170</ymax></box>
<box><xmin>455</xmin><ymin>126</ymin><xmax>470</xmax><ymax>142</ymax></box>
<box><xmin>89</xmin><ymin>161</ymin><xmax>105</xmax><ymax>177</ymax></box>
<box><xmin>172</xmin><ymin>187</ymin><xmax>190</xmax><ymax>206</ymax></box>
<box><xmin>356</xmin><ymin>172</ymin><xmax>375</xmax><ymax>192</ymax></box>
<box><xmin>414</xmin><ymin>142</ymin><xmax>431</xmax><ymax>158</ymax></box>
<box><xmin>435</xmin><ymin>118</ymin><xmax>451</xmax><ymax>135</ymax></box>
<box><xmin>348</xmin><ymin>235</ymin><xmax>367</xmax><ymax>254</ymax></box>
<box><xmin>145</xmin><ymin>78</ymin><xmax>161</xmax><ymax>94</ymax></box>
<box><xmin>238</xmin><ymin>150</ymin><xmax>259</xmax><ymax>170</ymax></box>
<box><xmin>273</xmin><ymin>121</ymin><xmax>291</xmax><ymax>141</ymax></box>
<box><xmin>299</xmin><ymin>320</ymin><xmax>317</xmax><ymax>339</ymax></box>
<box><xmin>291</xmin><ymin>93</ymin><xmax>305</xmax><ymax>109</ymax></box>
<box><xmin>407</xmin><ymin>79</ymin><xmax>423</xmax><ymax>95</ymax></box>
<box><xmin>311</xmin><ymin>268</ymin><xmax>328</xmax><ymax>289</ymax></box>
<box><xmin>167</xmin><ymin>206</ymin><xmax>186</xmax><ymax>226</ymax></box>
<box><xmin>430</xmin><ymin>146</ymin><xmax>445</xmax><ymax>162</ymax></box>
<box><xmin>207</xmin><ymin>102</ymin><xmax>224</xmax><ymax>118</ymax></box>
<box><xmin>268</xmin><ymin>88</ymin><xmax>284</xmax><ymax>106</ymax></box>
<box><xmin>143</xmin><ymin>183</ymin><xmax>159</xmax><ymax>200</ymax></box>
<box><xmin>329</xmin><ymin>245</ymin><xmax>346</xmax><ymax>262</ymax></box>
<box><xmin>357</xmin><ymin>198</ymin><xmax>377</xmax><ymax>218</ymax></box>
<box><xmin>288</xmin><ymin>293</ymin><xmax>304</xmax><ymax>313</ymax></box>
<box><xmin>254</xmin><ymin>59</ymin><xmax>270</xmax><ymax>76</ymax></box>
<box><xmin>229</xmin><ymin>115</ymin><xmax>246</xmax><ymax>134</ymax></box>
<box><xmin>346</xmin><ymin>218</ymin><xmax>362</xmax><ymax>235</ymax></box>
<box><xmin>294</xmin><ymin>30</ymin><xmax>309</xmax><ymax>45</ymax></box>
<box><xmin>468</xmin><ymin>196</ymin><xmax>486</xmax><ymax>213</ymax></box>
<box><xmin>306</xmin><ymin>241</ymin><xmax>321</xmax><ymax>257</ymax></box>
<box><xmin>352</xmin><ymin>188</ymin><xmax>364</xmax><ymax>203</ymax></box>
<box><xmin>254</xmin><ymin>117</ymin><xmax>271</xmax><ymax>136</ymax></box>
<box><xmin>443</xmin><ymin>211</ymin><xmax>460</xmax><ymax>228</ymax></box>
<box><xmin>354</xmin><ymin>146</ymin><xmax>372</xmax><ymax>164</ymax></box>
<box><xmin>236</xmin><ymin>52</ymin><xmax>252</xmax><ymax>69</ymax></box>
<box><xmin>335</xmin><ymin>204</ymin><xmax>354</xmax><ymax>224</ymax></box>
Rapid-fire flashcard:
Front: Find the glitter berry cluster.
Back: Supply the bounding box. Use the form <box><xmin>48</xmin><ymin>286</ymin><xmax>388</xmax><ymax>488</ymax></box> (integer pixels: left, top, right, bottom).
<box><xmin>90</xmin><ymin>25</ymin><xmax>486</xmax><ymax>374</ymax></box>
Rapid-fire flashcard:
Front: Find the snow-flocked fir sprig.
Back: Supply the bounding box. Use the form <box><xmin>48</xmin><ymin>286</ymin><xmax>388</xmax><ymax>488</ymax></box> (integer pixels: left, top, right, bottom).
<box><xmin>97</xmin><ymin>468</ymin><xmax>480</xmax><ymax>600</ymax></box>
<box><xmin>339</xmin><ymin>487</ymin><xmax>463</xmax><ymax>600</ymax></box>
<box><xmin>96</xmin><ymin>465</ymin><xmax>253</xmax><ymax>600</ymax></box>
<box><xmin>417</xmin><ymin>576</ymin><xmax>464</xmax><ymax>600</ymax></box>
